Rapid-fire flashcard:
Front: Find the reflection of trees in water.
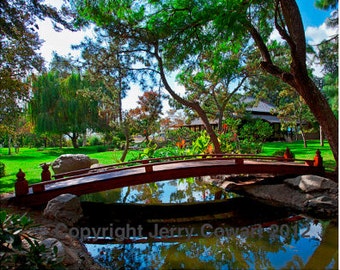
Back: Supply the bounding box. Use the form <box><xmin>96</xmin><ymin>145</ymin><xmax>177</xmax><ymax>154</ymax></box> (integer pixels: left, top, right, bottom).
<box><xmin>80</xmin><ymin>188</ymin><xmax>122</xmax><ymax>203</ymax></box>
<box><xmin>90</xmin><ymin>220</ymin><xmax>337</xmax><ymax>269</ymax></box>
<box><xmin>80</xmin><ymin>177</ymin><xmax>232</xmax><ymax>205</ymax></box>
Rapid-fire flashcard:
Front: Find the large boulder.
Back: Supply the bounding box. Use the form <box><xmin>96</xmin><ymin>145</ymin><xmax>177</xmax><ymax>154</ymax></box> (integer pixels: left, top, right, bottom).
<box><xmin>241</xmin><ymin>175</ymin><xmax>338</xmax><ymax>218</ymax></box>
<box><xmin>51</xmin><ymin>154</ymin><xmax>92</xmax><ymax>175</ymax></box>
<box><xmin>43</xmin><ymin>194</ymin><xmax>83</xmax><ymax>226</ymax></box>
<box><xmin>203</xmin><ymin>174</ymin><xmax>338</xmax><ymax>218</ymax></box>
<box><xmin>284</xmin><ymin>174</ymin><xmax>338</xmax><ymax>193</ymax></box>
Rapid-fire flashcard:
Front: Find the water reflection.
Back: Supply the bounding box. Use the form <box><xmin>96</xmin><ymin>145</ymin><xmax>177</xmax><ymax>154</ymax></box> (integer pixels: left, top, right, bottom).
<box><xmin>84</xmin><ymin>220</ymin><xmax>337</xmax><ymax>269</ymax></box>
<box><xmin>80</xmin><ymin>178</ymin><xmax>226</xmax><ymax>204</ymax></box>
<box><xmin>80</xmin><ymin>178</ymin><xmax>338</xmax><ymax>270</ymax></box>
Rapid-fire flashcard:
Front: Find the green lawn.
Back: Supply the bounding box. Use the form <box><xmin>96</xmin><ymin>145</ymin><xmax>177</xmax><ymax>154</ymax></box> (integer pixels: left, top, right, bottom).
<box><xmin>0</xmin><ymin>146</ymin><xmax>141</xmax><ymax>194</ymax></box>
<box><xmin>0</xmin><ymin>140</ymin><xmax>336</xmax><ymax>194</ymax></box>
<box><xmin>260</xmin><ymin>140</ymin><xmax>335</xmax><ymax>170</ymax></box>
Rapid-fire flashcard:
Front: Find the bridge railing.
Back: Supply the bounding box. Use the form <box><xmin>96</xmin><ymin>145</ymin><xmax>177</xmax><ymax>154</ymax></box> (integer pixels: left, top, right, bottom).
<box><xmin>51</xmin><ymin>149</ymin><xmax>322</xmax><ymax>180</ymax></box>
<box><xmin>14</xmin><ymin>149</ymin><xmax>323</xmax><ymax>197</ymax></box>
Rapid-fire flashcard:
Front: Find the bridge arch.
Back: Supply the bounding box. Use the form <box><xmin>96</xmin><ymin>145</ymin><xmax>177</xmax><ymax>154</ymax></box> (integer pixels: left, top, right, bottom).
<box><xmin>12</xmin><ymin>153</ymin><xmax>324</xmax><ymax>207</ymax></box>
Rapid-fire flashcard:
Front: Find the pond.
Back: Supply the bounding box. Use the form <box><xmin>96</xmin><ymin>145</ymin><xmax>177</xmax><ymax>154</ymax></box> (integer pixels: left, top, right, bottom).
<box><xmin>78</xmin><ymin>178</ymin><xmax>338</xmax><ymax>270</ymax></box>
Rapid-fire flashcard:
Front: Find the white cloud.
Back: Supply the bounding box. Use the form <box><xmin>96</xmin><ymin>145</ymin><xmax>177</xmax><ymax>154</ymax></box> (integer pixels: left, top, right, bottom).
<box><xmin>122</xmin><ymin>84</ymin><xmax>143</xmax><ymax>111</ymax></box>
<box><xmin>37</xmin><ymin>19</ymin><xmax>93</xmax><ymax>64</ymax></box>
<box><xmin>305</xmin><ymin>22</ymin><xmax>338</xmax><ymax>45</ymax></box>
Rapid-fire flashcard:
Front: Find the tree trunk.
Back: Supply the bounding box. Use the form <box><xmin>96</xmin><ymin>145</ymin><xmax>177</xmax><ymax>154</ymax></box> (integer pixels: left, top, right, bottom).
<box><xmin>320</xmin><ymin>126</ymin><xmax>324</xmax><ymax>147</ymax></box>
<box><xmin>156</xmin><ymin>47</ymin><xmax>222</xmax><ymax>154</ymax></box>
<box><xmin>301</xmin><ymin>129</ymin><xmax>307</xmax><ymax>148</ymax></box>
<box><xmin>7</xmin><ymin>135</ymin><xmax>12</xmax><ymax>155</ymax></box>
<box><xmin>248</xmin><ymin>1</ymin><xmax>338</xmax><ymax>168</ymax></box>
<box><xmin>82</xmin><ymin>132</ymin><xmax>87</xmax><ymax>147</ymax></box>
<box><xmin>120</xmin><ymin>123</ymin><xmax>130</xmax><ymax>162</ymax></box>
<box><xmin>71</xmin><ymin>134</ymin><xmax>79</xmax><ymax>148</ymax></box>
<box><xmin>59</xmin><ymin>134</ymin><xmax>63</xmax><ymax>149</ymax></box>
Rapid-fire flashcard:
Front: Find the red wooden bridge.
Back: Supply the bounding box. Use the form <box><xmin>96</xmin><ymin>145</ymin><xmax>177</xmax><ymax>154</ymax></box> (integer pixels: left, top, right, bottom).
<box><xmin>11</xmin><ymin>151</ymin><xmax>324</xmax><ymax>207</ymax></box>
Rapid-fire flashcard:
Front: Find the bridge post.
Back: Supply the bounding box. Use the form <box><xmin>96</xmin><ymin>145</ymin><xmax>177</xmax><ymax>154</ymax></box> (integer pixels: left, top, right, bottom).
<box><xmin>235</xmin><ymin>158</ymin><xmax>244</xmax><ymax>165</ymax></box>
<box><xmin>283</xmin><ymin>147</ymin><xmax>294</xmax><ymax>160</ymax></box>
<box><xmin>142</xmin><ymin>160</ymin><xmax>153</xmax><ymax>172</ymax></box>
<box><xmin>313</xmin><ymin>149</ymin><xmax>323</xmax><ymax>167</ymax></box>
<box><xmin>41</xmin><ymin>163</ymin><xmax>51</xmax><ymax>181</ymax></box>
<box><xmin>15</xmin><ymin>169</ymin><xmax>28</xmax><ymax>196</ymax></box>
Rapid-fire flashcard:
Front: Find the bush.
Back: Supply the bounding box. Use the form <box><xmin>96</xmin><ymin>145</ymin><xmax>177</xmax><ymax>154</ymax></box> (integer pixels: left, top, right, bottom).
<box><xmin>0</xmin><ymin>162</ymin><xmax>5</xmax><ymax>178</ymax></box>
<box><xmin>96</xmin><ymin>146</ymin><xmax>108</xmax><ymax>152</ymax></box>
<box><xmin>166</xmin><ymin>128</ymin><xmax>198</xmax><ymax>147</ymax></box>
<box><xmin>0</xmin><ymin>210</ymin><xmax>63</xmax><ymax>269</ymax></box>
<box><xmin>88</xmin><ymin>136</ymin><xmax>102</xmax><ymax>146</ymax></box>
<box><xmin>272</xmin><ymin>149</ymin><xmax>295</xmax><ymax>159</ymax></box>
<box><xmin>239</xmin><ymin>119</ymin><xmax>273</xmax><ymax>143</ymax></box>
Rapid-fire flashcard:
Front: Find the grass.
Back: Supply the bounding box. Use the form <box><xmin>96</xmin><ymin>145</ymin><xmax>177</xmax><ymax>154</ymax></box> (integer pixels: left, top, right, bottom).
<box><xmin>0</xmin><ymin>140</ymin><xmax>336</xmax><ymax>194</ymax></box>
<box><xmin>0</xmin><ymin>146</ymin><xmax>141</xmax><ymax>194</ymax></box>
<box><xmin>260</xmin><ymin>140</ymin><xmax>335</xmax><ymax>170</ymax></box>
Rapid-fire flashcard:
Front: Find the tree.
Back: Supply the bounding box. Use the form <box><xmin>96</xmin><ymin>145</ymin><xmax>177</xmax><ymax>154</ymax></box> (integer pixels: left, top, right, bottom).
<box><xmin>176</xmin><ymin>44</ymin><xmax>249</xmax><ymax>132</ymax></box>
<box><xmin>0</xmin><ymin>0</ymin><xmax>77</xmax><ymax>145</ymax></box>
<box><xmin>129</xmin><ymin>91</ymin><xmax>163</xmax><ymax>142</ymax></box>
<box><xmin>29</xmin><ymin>71</ymin><xmax>100</xmax><ymax>148</ymax></box>
<box><xmin>276</xmin><ymin>89</ymin><xmax>316</xmax><ymax>147</ymax></box>
<box><xmin>248</xmin><ymin>1</ymin><xmax>338</xmax><ymax>164</ymax></box>
<box><xmin>73</xmin><ymin>0</ymin><xmax>338</xmax><ymax>165</ymax></box>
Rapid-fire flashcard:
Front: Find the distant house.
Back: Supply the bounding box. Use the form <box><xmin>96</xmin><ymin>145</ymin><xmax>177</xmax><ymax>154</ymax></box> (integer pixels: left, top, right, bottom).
<box><xmin>181</xmin><ymin>97</ymin><xmax>285</xmax><ymax>140</ymax></box>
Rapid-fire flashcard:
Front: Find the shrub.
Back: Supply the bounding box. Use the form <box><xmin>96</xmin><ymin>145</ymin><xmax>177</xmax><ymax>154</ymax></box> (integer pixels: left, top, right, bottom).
<box><xmin>96</xmin><ymin>146</ymin><xmax>108</xmax><ymax>152</ymax></box>
<box><xmin>272</xmin><ymin>149</ymin><xmax>295</xmax><ymax>159</ymax></box>
<box><xmin>88</xmin><ymin>136</ymin><xmax>102</xmax><ymax>146</ymax></box>
<box><xmin>239</xmin><ymin>119</ymin><xmax>273</xmax><ymax>143</ymax></box>
<box><xmin>0</xmin><ymin>210</ymin><xmax>63</xmax><ymax>269</ymax></box>
<box><xmin>166</xmin><ymin>128</ymin><xmax>198</xmax><ymax>147</ymax></box>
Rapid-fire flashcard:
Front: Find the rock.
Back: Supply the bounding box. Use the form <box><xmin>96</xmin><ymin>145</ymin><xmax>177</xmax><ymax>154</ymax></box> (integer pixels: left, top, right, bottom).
<box><xmin>285</xmin><ymin>175</ymin><xmax>338</xmax><ymax>193</ymax></box>
<box><xmin>41</xmin><ymin>238</ymin><xmax>65</xmax><ymax>263</ymax></box>
<box><xmin>90</xmin><ymin>163</ymin><xmax>105</xmax><ymax>169</ymax></box>
<box><xmin>206</xmin><ymin>174</ymin><xmax>338</xmax><ymax>218</ymax></box>
<box><xmin>51</xmin><ymin>154</ymin><xmax>92</xmax><ymax>174</ymax></box>
<box><xmin>43</xmin><ymin>194</ymin><xmax>83</xmax><ymax>226</ymax></box>
<box><xmin>90</xmin><ymin>158</ymin><xmax>99</xmax><ymax>165</ymax></box>
<box><xmin>242</xmin><ymin>184</ymin><xmax>308</xmax><ymax>211</ymax></box>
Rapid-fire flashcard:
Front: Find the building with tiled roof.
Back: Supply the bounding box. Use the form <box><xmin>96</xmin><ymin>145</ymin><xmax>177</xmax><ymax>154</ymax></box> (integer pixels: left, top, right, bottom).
<box><xmin>181</xmin><ymin>97</ymin><xmax>284</xmax><ymax>140</ymax></box>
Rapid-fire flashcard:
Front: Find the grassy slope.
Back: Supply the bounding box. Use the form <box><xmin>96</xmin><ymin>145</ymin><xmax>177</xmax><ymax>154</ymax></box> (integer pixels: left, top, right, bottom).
<box><xmin>0</xmin><ymin>140</ymin><xmax>336</xmax><ymax>194</ymax></box>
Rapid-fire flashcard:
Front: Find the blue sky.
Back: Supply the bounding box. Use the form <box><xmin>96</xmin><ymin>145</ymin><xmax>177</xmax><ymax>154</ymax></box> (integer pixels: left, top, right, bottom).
<box><xmin>297</xmin><ymin>0</ymin><xmax>333</xmax><ymax>27</ymax></box>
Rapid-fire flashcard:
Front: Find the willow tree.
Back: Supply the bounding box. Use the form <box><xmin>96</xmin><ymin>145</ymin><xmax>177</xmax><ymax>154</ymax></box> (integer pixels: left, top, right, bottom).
<box><xmin>30</xmin><ymin>71</ymin><xmax>100</xmax><ymax>148</ymax></box>
<box><xmin>74</xmin><ymin>0</ymin><xmax>338</xmax><ymax>164</ymax></box>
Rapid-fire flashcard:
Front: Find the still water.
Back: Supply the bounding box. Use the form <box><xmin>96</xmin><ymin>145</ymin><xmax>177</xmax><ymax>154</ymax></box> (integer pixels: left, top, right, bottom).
<box><xmin>79</xmin><ymin>179</ymin><xmax>338</xmax><ymax>270</ymax></box>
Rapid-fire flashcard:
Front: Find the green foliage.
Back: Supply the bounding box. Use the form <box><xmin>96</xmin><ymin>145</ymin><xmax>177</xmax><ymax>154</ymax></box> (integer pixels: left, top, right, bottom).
<box><xmin>0</xmin><ymin>162</ymin><xmax>5</xmax><ymax>178</ymax></box>
<box><xmin>29</xmin><ymin>71</ymin><xmax>101</xmax><ymax>148</ymax></box>
<box><xmin>166</xmin><ymin>128</ymin><xmax>198</xmax><ymax>147</ymax></box>
<box><xmin>239</xmin><ymin>119</ymin><xmax>273</xmax><ymax>143</ymax></box>
<box><xmin>138</xmin><ymin>142</ymin><xmax>158</xmax><ymax>159</ymax></box>
<box><xmin>88</xmin><ymin>136</ymin><xmax>102</xmax><ymax>146</ymax></box>
<box><xmin>218</xmin><ymin>118</ymin><xmax>241</xmax><ymax>153</ymax></box>
<box><xmin>0</xmin><ymin>210</ymin><xmax>63</xmax><ymax>269</ymax></box>
<box><xmin>238</xmin><ymin>120</ymin><xmax>272</xmax><ymax>154</ymax></box>
<box><xmin>191</xmin><ymin>130</ymin><xmax>211</xmax><ymax>155</ymax></box>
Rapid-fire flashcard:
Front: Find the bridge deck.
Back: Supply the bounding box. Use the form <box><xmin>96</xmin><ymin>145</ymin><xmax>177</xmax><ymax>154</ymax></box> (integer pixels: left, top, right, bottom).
<box><xmin>11</xmin><ymin>156</ymin><xmax>324</xmax><ymax>207</ymax></box>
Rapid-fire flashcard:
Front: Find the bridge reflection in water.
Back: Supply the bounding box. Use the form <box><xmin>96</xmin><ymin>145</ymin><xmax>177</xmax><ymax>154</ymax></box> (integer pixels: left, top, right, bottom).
<box><xmin>78</xmin><ymin>179</ymin><xmax>336</xmax><ymax>270</ymax></box>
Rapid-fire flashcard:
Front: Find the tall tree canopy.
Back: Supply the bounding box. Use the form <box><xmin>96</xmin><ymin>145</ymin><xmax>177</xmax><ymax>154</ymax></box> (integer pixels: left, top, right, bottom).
<box><xmin>73</xmin><ymin>0</ymin><xmax>338</xmax><ymax>164</ymax></box>
<box><xmin>0</xmin><ymin>0</ymin><xmax>77</xmax><ymax>140</ymax></box>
